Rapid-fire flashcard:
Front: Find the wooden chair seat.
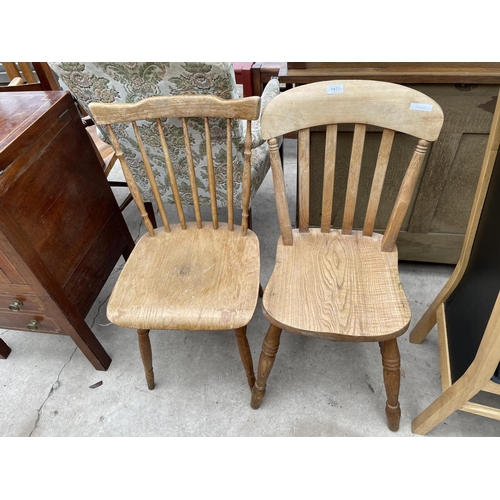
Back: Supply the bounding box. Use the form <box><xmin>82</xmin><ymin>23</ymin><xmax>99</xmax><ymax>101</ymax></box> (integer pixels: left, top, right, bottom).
<box><xmin>263</xmin><ymin>229</ymin><xmax>411</xmax><ymax>341</ymax></box>
<box><xmin>107</xmin><ymin>223</ymin><xmax>260</xmax><ymax>331</ymax></box>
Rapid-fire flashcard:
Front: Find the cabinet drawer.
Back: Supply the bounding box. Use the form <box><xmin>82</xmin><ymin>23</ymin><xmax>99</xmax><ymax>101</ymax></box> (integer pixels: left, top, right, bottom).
<box><xmin>0</xmin><ymin>293</ymin><xmax>45</xmax><ymax>313</ymax></box>
<box><xmin>0</xmin><ymin>311</ymin><xmax>61</xmax><ymax>334</ymax></box>
<box><xmin>0</xmin><ymin>249</ymin><xmax>27</xmax><ymax>285</ymax></box>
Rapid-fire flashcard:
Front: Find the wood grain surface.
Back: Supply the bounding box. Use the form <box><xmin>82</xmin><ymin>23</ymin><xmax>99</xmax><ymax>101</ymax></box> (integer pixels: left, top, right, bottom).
<box><xmin>261</xmin><ymin>80</ymin><xmax>443</xmax><ymax>141</ymax></box>
<box><xmin>107</xmin><ymin>223</ymin><xmax>260</xmax><ymax>331</ymax></box>
<box><xmin>262</xmin><ymin>229</ymin><xmax>411</xmax><ymax>341</ymax></box>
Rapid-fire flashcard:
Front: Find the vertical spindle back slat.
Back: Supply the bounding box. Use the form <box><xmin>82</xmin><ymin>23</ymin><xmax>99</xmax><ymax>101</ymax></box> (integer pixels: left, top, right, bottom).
<box><xmin>321</xmin><ymin>124</ymin><xmax>337</xmax><ymax>233</ymax></box>
<box><xmin>226</xmin><ymin>118</ymin><xmax>234</xmax><ymax>231</ymax></box>
<box><xmin>18</xmin><ymin>62</ymin><xmax>38</xmax><ymax>83</ymax></box>
<box><xmin>381</xmin><ymin>139</ymin><xmax>430</xmax><ymax>252</ymax></box>
<box><xmin>363</xmin><ymin>129</ymin><xmax>395</xmax><ymax>236</ymax></box>
<box><xmin>132</xmin><ymin>121</ymin><xmax>171</xmax><ymax>232</ymax></box>
<box><xmin>156</xmin><ymin>119</ymin><xmax>187</xmax><ymax>229</ymax></box>
<box><xmin>269</xmin><ymin>137</ymin><xmax>293</xmax><ymax>245</ymax></box>
<box><xmin>204</xmin><ymin>117</ymin><xmax>219</xmax><ymax>229</ymax></box>
<box><xmin>241</xmin><ymin>120</ymin><xmax>253</xmax><ymax>235</ymax></box>
<box><xmin>298</xmin><ymin>128</ymin><xmax>310</xmax><ymax>233</ymax></box>
<box><xmin>182</xmin><ymin>117</ymin><xmax>203</xmax><ymax>228</ymax></box>
<box><xmin>342</xmin><ymin>124</ymin><xmax>366</xmax><ymax>234</ymax></box>
<box><xmin>106</xmin><ymin>124</ymin><xmax>156</xmax><ymax>236</ymax></box>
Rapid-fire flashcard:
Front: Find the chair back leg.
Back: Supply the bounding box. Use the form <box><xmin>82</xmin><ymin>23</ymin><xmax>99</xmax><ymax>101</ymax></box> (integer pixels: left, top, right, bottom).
<box><xmin>138</xmin><ymin>329</ymin><xmax>155</xmax><ymax>390</ymax></box>
<box><xmin>235</xmin><ymin>326</ymin><xmax>256</xmax><ymax>390</ymax></box>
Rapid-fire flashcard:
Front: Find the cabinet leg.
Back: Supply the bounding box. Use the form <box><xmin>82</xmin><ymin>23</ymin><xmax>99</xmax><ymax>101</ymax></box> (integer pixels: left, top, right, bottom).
<box><xmin>0</xmin><ymin>338</ymin><xmax>11</xmax><ymax>359</ymax></box>
<box><xmin>65</xmin><ymin>320</ymin><xmax>112</xmax><ymax>371</ymax></box>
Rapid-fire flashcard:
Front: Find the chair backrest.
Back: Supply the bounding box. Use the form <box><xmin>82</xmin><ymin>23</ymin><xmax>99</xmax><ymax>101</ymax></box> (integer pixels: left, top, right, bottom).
<box><xmin>0</xmin><ymin>62</ymin><xmax>59</xmax><ymax>91</ymax></box>
<box><xmin>261</xmin><ymin>79</ymin><xmax>444</xmax><ymax>251</ymax></box>
<box><xmin>89</xmin><ymin>94</ymin><xmax>260</xmax><ymax>236</ymax></box>
<box><xmin>49</xmin><ymin>62</ymin><xmax>258</xmax><ymax>207</ymax></box>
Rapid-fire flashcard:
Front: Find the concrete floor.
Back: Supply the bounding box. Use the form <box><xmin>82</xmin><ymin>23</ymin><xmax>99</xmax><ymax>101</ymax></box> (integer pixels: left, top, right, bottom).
<box><xmin>1</xmin><ymin>138</ymin><xmax>499</xmax><ymax>437</ymax></box>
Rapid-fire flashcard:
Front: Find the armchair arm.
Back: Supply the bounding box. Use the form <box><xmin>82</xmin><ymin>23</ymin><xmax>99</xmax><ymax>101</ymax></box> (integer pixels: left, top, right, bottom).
<box><xmin>7</xmin><ymin>77</ymin><xmax>24</xmax><ymax>86</ymax></box>
<box><xmin>251</xmin><ymin>77</ymin><xmax>280</xmax><ymax>148</ymax></box>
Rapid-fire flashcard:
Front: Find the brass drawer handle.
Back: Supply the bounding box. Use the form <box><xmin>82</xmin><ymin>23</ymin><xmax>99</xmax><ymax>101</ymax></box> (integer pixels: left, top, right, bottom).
<box><xmin>9</xmin><ymin>299</ymin><xmax>23</xmax><ymax>312</ymax></box>
<box><xmin>27</xmin><ymin>320</ymin><xmax>40</xmax><ymax>331</ymax></box>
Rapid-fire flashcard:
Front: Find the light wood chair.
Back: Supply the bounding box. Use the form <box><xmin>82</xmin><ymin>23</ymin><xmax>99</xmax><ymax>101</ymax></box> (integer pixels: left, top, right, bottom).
<box><xmin>1</xmin><ymin>62</ymin><xmax>60</xmax><ymax>91</ymax></box>
<box><xmin>410</xmin><ymin>96</ymin><xmax>500</xmax><ymax>435</ymax></box>
<box><xmin>251</xmin><ymin>80</ymin><xmax>444</xmax><ymax>431</ymax></box>
<box><xmin>89</xmin><ymin>94</ymin><xmax>261</xmax><ymax>392</ymax></box>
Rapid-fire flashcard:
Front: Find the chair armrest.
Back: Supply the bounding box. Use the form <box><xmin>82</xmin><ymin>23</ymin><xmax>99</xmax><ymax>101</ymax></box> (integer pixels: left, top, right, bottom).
<box><xmin>251</xmin><ymin>77</ymin><xmax>280</xmax><ymax>148</ymax></box>
<box><xmin>8</xmin><ymin>77</ymin><xmax>24</xmax><ymax>86</ymax></box>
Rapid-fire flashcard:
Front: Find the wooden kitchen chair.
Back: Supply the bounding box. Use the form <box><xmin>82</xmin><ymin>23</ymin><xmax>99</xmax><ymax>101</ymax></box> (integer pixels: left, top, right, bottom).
<box><xmin>251</xmin><ymin>80</ymin><xmax>444</xmax><ymax>431</ymax></box>
<box><xmin>89</xmin><ymin>94</ymin><xmax>261</xmax><ymax>392</ymax></box>
<box><xmin>1</xmin><ymin>62</ymin><xmax>60</xmax><ymax>91</ymax></box>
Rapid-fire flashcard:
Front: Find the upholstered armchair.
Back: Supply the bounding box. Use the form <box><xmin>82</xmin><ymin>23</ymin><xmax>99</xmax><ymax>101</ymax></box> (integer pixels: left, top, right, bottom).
<box><xmin>49</xmin><ymin>62</ymin><xmax>280</xmax><ymax>210</ymax></box>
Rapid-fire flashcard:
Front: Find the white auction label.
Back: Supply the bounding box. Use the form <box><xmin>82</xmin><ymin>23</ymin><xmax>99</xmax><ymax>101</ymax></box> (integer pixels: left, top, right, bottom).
<box><xmin>410</xmin><ymin>103</ymin><xmax>433</xmax><ymax>112</ymax></box>
<box><xmin>327</xmin><ymin>84</ymin><xmax>344</xmax><ymax>94</ymax></box>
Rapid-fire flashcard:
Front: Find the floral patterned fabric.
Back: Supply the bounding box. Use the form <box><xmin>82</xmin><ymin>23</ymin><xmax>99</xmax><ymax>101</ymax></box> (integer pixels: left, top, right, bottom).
<box><xmin>49</xmin><ymin>62</ymin><xmax>280</xmax><ymax>206</ymax></box>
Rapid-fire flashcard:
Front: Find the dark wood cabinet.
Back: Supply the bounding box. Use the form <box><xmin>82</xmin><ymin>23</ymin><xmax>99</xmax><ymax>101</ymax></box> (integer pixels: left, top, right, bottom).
<box><xmin>0</xmin><ymin>91</ymin><xmax>134</xmax><ymax>370</ymax></box>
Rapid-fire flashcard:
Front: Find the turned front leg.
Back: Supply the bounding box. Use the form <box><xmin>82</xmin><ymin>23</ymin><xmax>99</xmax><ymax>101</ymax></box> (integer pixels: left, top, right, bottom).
<box><xmin>138</xmin><ymin>329</ymin><xmax>155</xmax><ymax>390</ymax></box>
<box><xmin>235</xmin><ymin>326</ymin><xmax>256</xmax><ymax>390</ymax></box>
<box><xmin>379</xmin><ymin>339</ymin><xmax>401</xmax><ymax>431</ymax></box>
<box><xmin>251</xmin><ymin>324</ymin><xmax>282</xmax><ymax>409</ymax></box>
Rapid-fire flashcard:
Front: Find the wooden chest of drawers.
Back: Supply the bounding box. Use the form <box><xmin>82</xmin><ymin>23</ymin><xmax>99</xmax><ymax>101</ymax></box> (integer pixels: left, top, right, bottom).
<box><xmin>0</xmin><ymin>91</ymin><xmax>134</xmax><ymax>370</ymax></box>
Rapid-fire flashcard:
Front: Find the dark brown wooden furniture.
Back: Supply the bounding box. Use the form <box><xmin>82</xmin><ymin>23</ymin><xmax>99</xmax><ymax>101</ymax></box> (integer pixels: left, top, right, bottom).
<box><xmin>0</xmin><ymin>91</ymin><xmax>134</xmax><ymax>370</ymax></box>
<box><xmin>233</xmin><ymin>62</ymin><xmax>254</xmax><ymax>96</ymax></box>
<box><xmin>278</xmin><ymin>63</ymin><xmax>500</xmax><ymax>264</ymax></box>
<box><xmin>279</xmin><ymin>62</ymin><xmax>500</xmax><ymax>84</ymax></box>
<box><xmin>251</xmin><ymin>63</ymin><xmax>284</xmax><ymax>96</ymax></box>
<box><xmin>0</xmin><ymin>337</ymin><xmax>11</xmax><ymax>358</ymax></box>
<box><xmin>0</xmin><ymin>62</ymin><xmax>143</xmax><ymax>217</ymax></box>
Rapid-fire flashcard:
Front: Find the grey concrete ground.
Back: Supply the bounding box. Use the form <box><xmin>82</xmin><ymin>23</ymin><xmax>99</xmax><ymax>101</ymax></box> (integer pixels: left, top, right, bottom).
<box><xmin>1</xmin><ymin>138</ymin><xmax>499</xmax><ymax>437</ymax></box>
